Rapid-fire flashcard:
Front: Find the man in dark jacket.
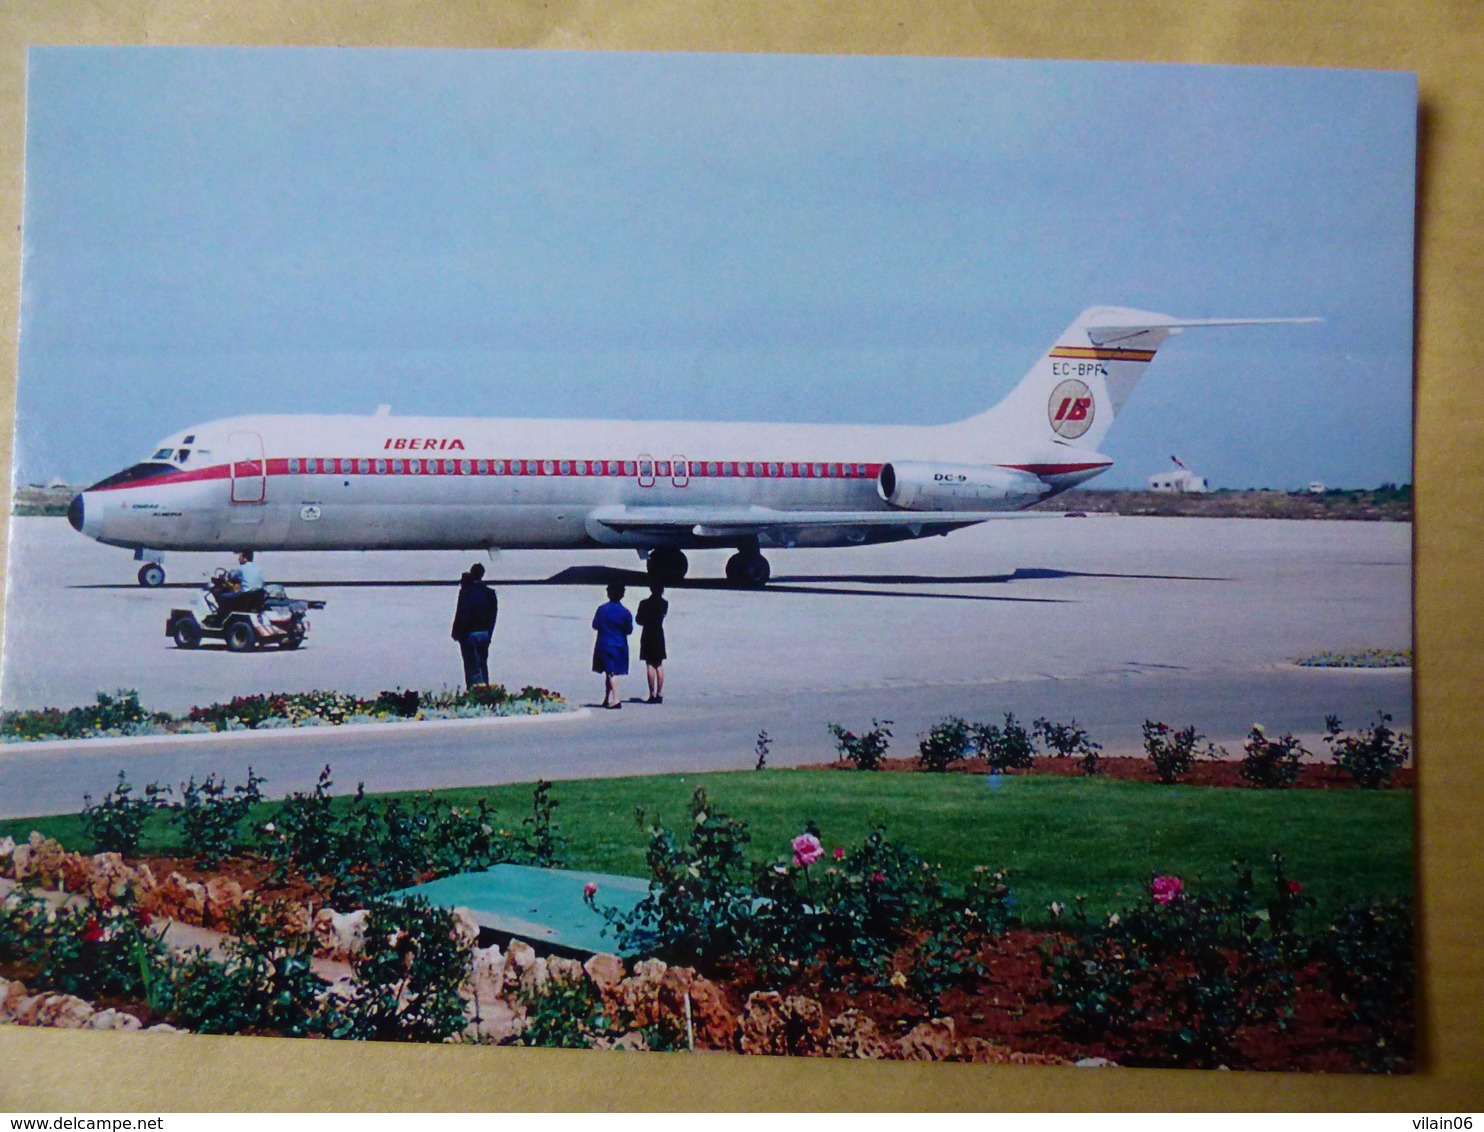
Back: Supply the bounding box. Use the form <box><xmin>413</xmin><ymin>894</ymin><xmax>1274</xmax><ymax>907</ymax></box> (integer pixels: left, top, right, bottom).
<box><xmin>451</xmin><ymin>562</ymin><xmax>498</xmax><ymax>689</ymax></box>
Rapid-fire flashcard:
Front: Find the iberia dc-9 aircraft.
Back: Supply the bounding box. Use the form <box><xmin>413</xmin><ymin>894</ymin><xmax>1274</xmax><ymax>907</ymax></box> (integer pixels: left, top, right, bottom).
<box><xmin>68</xmin><ymin>307</ymin><xmax>1314</xmax><ymax>588</ymax></box>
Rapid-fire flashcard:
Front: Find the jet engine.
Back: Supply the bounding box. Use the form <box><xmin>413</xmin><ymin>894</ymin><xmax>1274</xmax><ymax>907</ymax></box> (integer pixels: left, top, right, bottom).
<box><xmin>877</xmin><ymin>461</ymin><xmax>1049</xmax><ymax>511</ymax></box>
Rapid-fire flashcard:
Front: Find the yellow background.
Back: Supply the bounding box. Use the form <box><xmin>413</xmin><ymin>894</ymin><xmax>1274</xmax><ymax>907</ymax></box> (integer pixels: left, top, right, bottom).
<box><xmin>0</xmin><ymin>0</ymin><xmax>1479</xmax><ymax>1111</ymax></box>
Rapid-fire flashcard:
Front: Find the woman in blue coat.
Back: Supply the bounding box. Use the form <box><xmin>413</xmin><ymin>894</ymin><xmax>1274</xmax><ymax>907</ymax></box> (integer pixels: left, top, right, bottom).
<box><xmin>591</xmin><ymin>583</ymin><xmax>634</xmax><ymax>709</ymax></box>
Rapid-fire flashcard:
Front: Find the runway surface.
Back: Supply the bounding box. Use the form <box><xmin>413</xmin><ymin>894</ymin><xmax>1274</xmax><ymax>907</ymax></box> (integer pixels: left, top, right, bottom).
<box><xmin>0</xmin><ymin>515</ymin><xmax>1412</xmax><ymax>818</ymax></box>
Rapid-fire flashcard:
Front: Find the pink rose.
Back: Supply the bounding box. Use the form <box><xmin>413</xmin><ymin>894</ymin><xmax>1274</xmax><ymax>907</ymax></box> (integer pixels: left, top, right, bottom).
<box><xmin>583</xmin><ymin>882</ymin><xmax>598</xmax><ymax>898</ymax></box>
<box><xmin>1151</xmin><ymin>875</ymin><xmax>1184</xmax><ymax>905</ymax></box>
<box><xmin>870</xmin><ymin>871</ymin><xmax>886</xmax><ymax>884</ymax></box>
<box><xmin>1283</xmin><ymin>879</ymin><xmax>1302</xmax><ymax>896</ymax></box>
<box><xmin>792</xmin><ymin>833</ymin><xmax>824</xmax><ymax>868</ymax></box>
<box><xmin>833</xmin><ymin>846</ymin><xmax>845</xmax><ymax>861</ymax></box>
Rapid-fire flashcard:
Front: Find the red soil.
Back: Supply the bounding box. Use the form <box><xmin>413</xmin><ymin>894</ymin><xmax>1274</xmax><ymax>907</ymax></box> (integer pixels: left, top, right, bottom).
<box><xmin>813</xmin><ymin>754</ymin><xmax>1415</xmax><ymax>789</ymax></box>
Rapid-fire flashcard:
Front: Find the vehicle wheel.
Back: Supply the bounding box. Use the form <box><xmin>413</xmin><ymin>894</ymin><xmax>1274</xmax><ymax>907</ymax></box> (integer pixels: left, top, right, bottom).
<box><xmin>646</xmin><ymin>548</ymin><xmax>689</xmax><ymax>584</ymax></box>
<box><xmin>725</xmin><ymin>552</ymin><xmax>771</xmax><ymax>587</ymax></box>
<box><xmin>172</xmin><ymin>616</ymin><xmax>202</xmax><ymax>649</ymax></box>
<box><xmin>138</xmin><ymin>563</ymin><xmax>165</xmax><ymax>588</ymax></box>
<box><xmin>279</xmin><ymin>634</ymin><xmax>303</xmax><ymax>650</ymax></box>
<box><xmin>224</xmin><ymin>620</ymin><xmax>257</xmax><ymax>652</ymax></box>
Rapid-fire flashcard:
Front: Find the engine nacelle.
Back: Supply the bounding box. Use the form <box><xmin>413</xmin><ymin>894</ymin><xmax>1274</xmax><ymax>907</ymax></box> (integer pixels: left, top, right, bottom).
<box><xmin>877</xmin><ymin>461</ymin><xmax>1049</xmax><ymax>511</ymax></box>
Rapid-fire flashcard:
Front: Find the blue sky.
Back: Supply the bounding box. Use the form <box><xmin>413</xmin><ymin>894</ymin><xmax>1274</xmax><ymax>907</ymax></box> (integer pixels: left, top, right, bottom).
<box><xmin>16</xmin><ymin>49</ymin><xmax>1415</xmax><ymax>488</ymax></box>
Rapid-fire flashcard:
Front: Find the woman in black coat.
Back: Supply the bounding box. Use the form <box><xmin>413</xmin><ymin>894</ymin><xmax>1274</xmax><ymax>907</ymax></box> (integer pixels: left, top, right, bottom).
<box><xmin>636</xmin><ymin>584</ymin><xmax>669</xmax><ymax>704</ymax></box>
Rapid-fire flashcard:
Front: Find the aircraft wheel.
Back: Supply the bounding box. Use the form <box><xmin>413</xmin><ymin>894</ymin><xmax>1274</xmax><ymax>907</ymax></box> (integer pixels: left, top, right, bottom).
<box><xmin>725</xmin><ymin>552</ymin><xmax>771</xmax><ymax>588</ymax></box>
<box><xmin>646</xmin><ymin>548</ymin><xmax>689</xmax><ymax>584</ymax></box>
<box><xmin>172</xmin><ymin>616</ymin><xmax>202</xmax><ymax>649</ymax></box>
<box><xmin>224</xmin><ymin>620</ymin><xmax>257</xmax><ymax>652</ymax></box>
<box><xmin>138</xmin><ymin>563</ymin><xmax>165</xmax><ymax>588</ymax></box>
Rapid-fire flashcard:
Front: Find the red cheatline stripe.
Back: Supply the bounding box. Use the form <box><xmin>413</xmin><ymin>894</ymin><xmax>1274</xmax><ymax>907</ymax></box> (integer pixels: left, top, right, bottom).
<box><xmin>92</xmin><ymin>458</ymin><xmax>893</xmax><ymax>491</ymax></box>
<box><xmin>1049</xmin><ymin>346</ymin><xmax>1155</xmax><ymax>361</ymax></box>
<box><xmin>91</xmin><ymin>457</ymin><xmax>1109</xmax><ymax>494</ymax></box>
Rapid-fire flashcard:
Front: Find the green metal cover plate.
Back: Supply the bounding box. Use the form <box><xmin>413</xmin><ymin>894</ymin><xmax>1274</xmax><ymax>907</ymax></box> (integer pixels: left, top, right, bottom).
<box><xmin>394</xmin><ymin>864</ymin><xmax>650</xmax><ymax>956</ymax></box>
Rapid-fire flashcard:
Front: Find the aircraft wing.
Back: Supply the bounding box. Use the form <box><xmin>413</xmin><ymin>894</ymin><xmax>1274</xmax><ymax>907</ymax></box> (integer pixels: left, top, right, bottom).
<box><xmin>586</xmin><ymin>504</ymin><xmax>1057</xmax><ymax>540</ymax></box>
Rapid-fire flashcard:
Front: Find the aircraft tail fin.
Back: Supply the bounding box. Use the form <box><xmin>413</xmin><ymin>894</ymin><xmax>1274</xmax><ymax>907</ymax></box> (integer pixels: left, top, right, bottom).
<box><xmin>973</xmin><ymin>307</ymin><xmax>1319</xmax><ymax>453</ymax></box>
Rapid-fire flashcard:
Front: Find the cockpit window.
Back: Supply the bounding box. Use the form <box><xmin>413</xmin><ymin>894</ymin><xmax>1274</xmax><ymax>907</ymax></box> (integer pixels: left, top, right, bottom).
<box><xmin>86</xmin><ymin>462</ymin><xmax>180</xmax><ymax>491</ymax></box>
<box><xmin>175</xmin><ymin>449</ymin><xmax>191</xmax><ymax>463</ymax></box>
<box><xmin>152</xmin><ymin>448</ymin><xmax>174</xmax><ymax>460</ymax></box>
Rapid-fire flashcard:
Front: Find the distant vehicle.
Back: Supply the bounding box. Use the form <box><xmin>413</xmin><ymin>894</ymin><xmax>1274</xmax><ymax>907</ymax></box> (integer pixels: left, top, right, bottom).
<box><xmin>67</xmin><ymin>307</ymin><xmax>1316</xmax><ymax>588</ymax></box>
<box><xmin>166</xmin><ymin>571</ymin><xmax>325</xmax><ymax>652</ymax></box>
<box><xmin>1308</xmin><ymin>481</ymin><xmax>1326</xmax><ymax>494</ymax></box>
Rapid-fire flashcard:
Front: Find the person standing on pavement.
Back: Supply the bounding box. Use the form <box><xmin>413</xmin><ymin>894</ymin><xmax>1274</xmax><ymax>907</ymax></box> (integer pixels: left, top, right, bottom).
<box><xmin>636</xmin><ymin>584</ymin><xmax>669</xmax><ymax>704</ymax></box>
<box><xmin>591</xmin><ymin>582</ymin><xmax>633</xmax><ymax>709</ymax></box>
<box><xmin>451</xmin><ymin>562</ymin><xmax>498</xmax><ymax>689</ymax></box>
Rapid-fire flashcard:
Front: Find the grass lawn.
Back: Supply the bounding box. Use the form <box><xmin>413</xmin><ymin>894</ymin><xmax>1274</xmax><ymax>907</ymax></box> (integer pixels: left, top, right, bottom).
<box><xmin>0</xmin><ymin>768</ymin><xmax>1412</xmax><ymax>924</ymax></box>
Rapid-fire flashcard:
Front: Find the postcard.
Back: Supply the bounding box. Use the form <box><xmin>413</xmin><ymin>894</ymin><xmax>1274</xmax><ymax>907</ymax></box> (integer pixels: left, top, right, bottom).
<box><xmin>0</xmin><ymin>48</ymin><xmax>1415</xmax><ymax>1072</ymax></box>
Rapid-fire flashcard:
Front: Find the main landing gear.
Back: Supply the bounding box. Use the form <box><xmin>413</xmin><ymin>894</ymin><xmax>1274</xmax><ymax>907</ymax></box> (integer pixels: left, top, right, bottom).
<box><xmin>725</xmin><ymin>551</ymin><xmax>771</xmax><ymax>588</ymax></box>
<box><xmin>645</xmin><ymin>548</ymin><xmax>690</xmax><ymax>585</ymax></box>
<box><xmin>137</xmin><ymin>563</ymin><xmax>166</xmax><ymax>588</ymax></box>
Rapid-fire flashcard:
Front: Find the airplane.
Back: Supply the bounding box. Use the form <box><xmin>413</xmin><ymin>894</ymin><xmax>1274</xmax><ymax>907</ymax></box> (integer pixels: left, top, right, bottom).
<box><xmin>66</xmin><ymin>307</ymin><xmax>1315</xmax><ymax>588</ymax></box>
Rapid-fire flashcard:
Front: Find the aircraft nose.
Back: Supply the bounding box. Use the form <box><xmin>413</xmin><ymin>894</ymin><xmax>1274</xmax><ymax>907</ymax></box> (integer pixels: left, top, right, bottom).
<box><xmin>67</xmin><ymin>493</ymin><xmax>84</xmax><ymax>533</ymax></box>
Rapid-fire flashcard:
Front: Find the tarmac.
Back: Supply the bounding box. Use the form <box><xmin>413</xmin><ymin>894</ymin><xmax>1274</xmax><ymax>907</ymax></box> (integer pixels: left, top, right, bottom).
<box><xmin>0</xmin><ymin>514</ymin><xmax>1412</xmax><ymax>818</ymax></box>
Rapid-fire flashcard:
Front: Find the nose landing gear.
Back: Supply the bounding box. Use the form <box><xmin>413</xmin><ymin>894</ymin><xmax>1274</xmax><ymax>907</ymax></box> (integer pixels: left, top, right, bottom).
<box><xmin>137</xmin><ymin>563</ymin><xmax>165</xmax><ymax>588</ymax></box>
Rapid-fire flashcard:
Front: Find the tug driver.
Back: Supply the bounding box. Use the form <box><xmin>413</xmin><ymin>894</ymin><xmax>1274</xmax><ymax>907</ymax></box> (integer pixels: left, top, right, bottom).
<box><xmin>225</xmin><ymin>551</ymin><xmax>266</xmax><ymax>612</ymax></box>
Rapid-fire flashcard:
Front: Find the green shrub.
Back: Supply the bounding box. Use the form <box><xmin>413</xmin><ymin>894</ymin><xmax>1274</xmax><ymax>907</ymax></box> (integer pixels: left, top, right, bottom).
<box><xmin>326</xmin><ymin>896</ymin><xmax>473</xmax><ymax>1043</ymax></box>
<box><xmin>1141</xmin><ymin>721</ymin><xmax>1211</xmax><ymax>784</ymax></box>
<box><xmin>1043</xmin><ymin>858</ymin><xmax>1309</xmax><ymax>1066</ymax></box>
<box><xmin>260</xmin><ymin>767</ymin><xmax>557</xmax><ymax>903</ymax></box>
<box><xmin>1034</xmin><ymin>717</ymin><xmax>1102</xmax><ymax>775</ymax></box>
<box><xmin>81</xmin><ymin>772</ymin><xmax>170</xmax><ymax>854</ymax></box>
<box><xmin>1238</xmin><ymin>727</ymin><xmax>1308</xmax><ymax>789</ymax></box>
<box><xmin>592</xmin><ymin>787</ymin><xmax>755</xmax><ymax>969</ymax></box>
<box><xmin>975</xmin><ymin>713</ymin><xmax>1037</xmax><ymax>770</ymax></box>
<box><xmin>32</xmin><ymin>899</ymin><xmax>168</xmax><ymax>1005</ymax></box>
<box><xmin>918</xmin><ymin>717</ymin><xmax>974</xmax><ymax>772</ymax></box>
<box><xmin>171</xmin><ymin>768</ymin><xmax>266</xmax><ymax>866</ymax></box>
<box><xmin>828</xmin><ymin>719</ymin><xmax>893</xmax><ymax>770</ymax></box>
<box><xmin>162</xmin><ymin>902</ymin><xmax>327</xmax><ymax>1037</ymax></box>
<box><xmin>515</xmin><ymin>971</ymin><xmax>612</xmax><ymax>1048</ymax></box>
<box><xmin>1319</xmin><ymin>896</ymin><xmax>1414</xmax><ymax>1071</ymax></box>
<box><xmin>1324</xmin><ymin>713</ymin><xmax>1410</xmax><ymax>788</ymax></box>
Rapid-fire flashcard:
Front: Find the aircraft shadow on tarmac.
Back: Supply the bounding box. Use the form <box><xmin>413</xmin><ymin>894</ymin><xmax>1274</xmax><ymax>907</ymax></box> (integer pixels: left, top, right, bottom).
<box><xmin>74</xmin><ymin>565</ymin><xmax>1228</xmax><ymax>604</ymax></box>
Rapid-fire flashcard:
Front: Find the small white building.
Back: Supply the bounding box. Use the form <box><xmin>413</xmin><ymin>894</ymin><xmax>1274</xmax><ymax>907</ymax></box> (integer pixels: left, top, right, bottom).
<box><xmin>1307</xmin><ymin>481</ymin><xmax>1326</xmax><ymax>494</ymax></box>
<box><xmin>1148</xmin><ymin>468</ymin><xmax>1208</xmax><ymax>493</ymax></box>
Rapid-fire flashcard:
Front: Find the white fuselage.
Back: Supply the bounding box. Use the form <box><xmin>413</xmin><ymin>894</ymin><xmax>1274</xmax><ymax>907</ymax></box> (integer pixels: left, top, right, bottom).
<box><xmin>72</xmin><ymin>412</ymin><xmax>1108</xmax><ymax>554</ymax></box>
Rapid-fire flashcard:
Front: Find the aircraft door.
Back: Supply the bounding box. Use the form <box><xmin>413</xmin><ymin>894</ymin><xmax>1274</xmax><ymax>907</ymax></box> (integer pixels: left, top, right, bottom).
<box><xmin>229</xmin><ymin>431</ymin><xmax>266</xmax><ymax>504</ymax></box>
<box><xmin>637</xmin><ymin>454</ymin><xmax>655</xmax><ymax>488</ymax></box>
<box><xmin>671</xmin><ymin>455</ymin><xmax>689</xmax><ymax>488</ymax></box>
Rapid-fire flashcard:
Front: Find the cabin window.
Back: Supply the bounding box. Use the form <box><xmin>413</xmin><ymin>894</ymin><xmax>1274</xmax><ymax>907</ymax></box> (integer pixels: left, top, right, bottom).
<box><xmin>374</xmin><ymin>459</ymin><xmax>387</xmax><ymax>474</ymax></box>
<box><xmin>358</xmin><ymin>459</ymin><xmax>370</xmax><ymax>474</ymax></box>
<box><xmin>559</xmin><ymin>461</ymin><xmax>571</xmax><ymax>475</ymax></box>
<box><xmin>460</xmin><ymin>460</ymin><xmax>471</xmax><ymax>475</ymax></box>
<box><xmin>492</xmin><ymin>460</ymin><xmax>504</xmax><ymax>475</ymax></box>
<box><xmin>288</xmin><ymin>459</ymin><xmax>300</xmax><ymax>474</ymax></box>
<box><xmin>389</xmin><ymin>460</ymin><xmax>401</xmax><ymax>474</ymax></box>
<box><xmin>540</xmin><ymin>460</ymin><xmax>553</xmax><ymax>475</ymax></box>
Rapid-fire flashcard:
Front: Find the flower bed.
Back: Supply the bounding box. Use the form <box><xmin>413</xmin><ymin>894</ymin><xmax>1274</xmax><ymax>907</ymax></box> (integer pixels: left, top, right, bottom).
<box><xmin>1295</xmin><ymin>648</ymin><xmax>1412</xmax><ymax>668</ymax></box>
<box><xmin>0</xmin><ymin>779</ymin><xmax>1413</xmax><ymax>1070</ymax></box>
<box><xmin>0</xmin><ymin>684</ymin><xmax>568</xmax><ymax>743</ymax></box>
